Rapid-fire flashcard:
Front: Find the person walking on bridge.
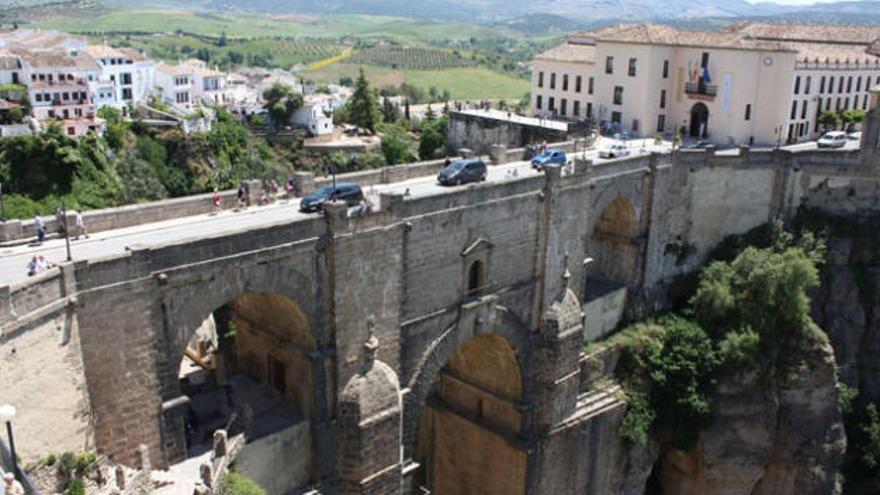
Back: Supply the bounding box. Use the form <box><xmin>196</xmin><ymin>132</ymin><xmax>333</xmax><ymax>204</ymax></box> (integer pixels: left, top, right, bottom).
<box><xmin>212</xmin><ymin>188</ymin><xmax>222</xmax><ymax>215</ymax></box>
<box><xmin>74</xmin><ymin>210</ymin><xmax>88</xmax><ymax>240</ymax></box>
<box><xmin>33</xmin><ymin>213</ymin><xmax>44</xmax><ymax>245</ymax></box>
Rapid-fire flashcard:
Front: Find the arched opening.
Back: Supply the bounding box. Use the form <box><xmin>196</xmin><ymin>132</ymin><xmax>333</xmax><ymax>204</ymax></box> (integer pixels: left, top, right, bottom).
<box><xmin>176</xmin><ymin>292</ymin><xmax>317</xmax><ymax>494</ymax></box>
<box><xmin>590</xmin><ymin>196</ymin><xmax>639</xmax><ymax>288</ymax></box>
<box><xmin>467</xmin><ymin>260</ymin><xmax>485</xmax><ymax>297</ymax></box>
<box><xmin>690</xmin><ymin>102</ymin><xmax>709</xmax><ymax>138</ymax></box>
<box><xmin>413</xmin><ymin>333</ymin><xmax>526</xmax><ymax>494</ymax></box>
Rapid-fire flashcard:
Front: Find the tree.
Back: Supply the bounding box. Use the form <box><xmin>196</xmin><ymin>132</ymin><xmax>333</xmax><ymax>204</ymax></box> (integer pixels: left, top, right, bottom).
<box><xmin>818</xmin><ymin>110</ymin><xmax>841</xmax><ymax>131</ymax></box>
<box><xmin>347</xmin><ymin>69</ymin><xmax>380</xmax><ymax>134</ymax></box>
<box><xmin>381</xmin><ymin>97</ymin><xmax>400</xmax><ymax>123</ymax></box>
<box><xmin>381</xmin><ymin>130</ymin><xmax>411</xmax><ymax>165</ymax></box>
<box><xmin>217</xmin><ymin>31</ymin><xmax>228</xmax><ymax>47</ymax></box>
<box><xmin>419</xmin><ymin>115</ymin><xmax>447</xmax><ymax>160</ymax></box>
<box><xmin>841</xmin><ymin>109</ymin><xmax>866</xmax><ymax>132</ymax></box>
<box><xmin>404</xmin><ymin>99</ymin><xmax>411</xmax><ymax>121</ymax></box>
<box><xmin>262</xmin><ymin>83</ymin><xmax>303</xmax><ymax>128</ymax></box>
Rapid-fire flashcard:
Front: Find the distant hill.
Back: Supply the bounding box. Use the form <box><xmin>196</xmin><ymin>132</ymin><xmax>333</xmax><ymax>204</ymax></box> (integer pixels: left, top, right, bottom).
<box><xmin>493</xmin><ymin>14</ymin><xmax>590</xmax><ymax>36</ymax></box>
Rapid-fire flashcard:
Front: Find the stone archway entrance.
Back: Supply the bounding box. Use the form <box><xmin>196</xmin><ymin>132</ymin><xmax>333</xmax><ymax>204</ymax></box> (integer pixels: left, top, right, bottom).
<box><xmin>173</xmin><ymin>292</ymin><xmax>318</xmax><ymax>495</ymax></box>
<box><xmin>591</xmin><ymin>197</ymin><xmax>640</xmax><ymax>288</ymax></box>
<box><xmin>413</xmin><ymin>333</ymin><xmax>526</xmax><ymax>495</ymax></box>
<box><xmin>690</xmin><ymin>102</ymin><xmax>709</xmax><ymax>138</ymax></box>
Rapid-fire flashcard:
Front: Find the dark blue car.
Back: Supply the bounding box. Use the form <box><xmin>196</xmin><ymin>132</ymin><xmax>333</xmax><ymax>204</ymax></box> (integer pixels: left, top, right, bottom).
<box><xmin>530</xmin><ymin>149</ymin><xmax>567</xmax><ymax>170</ymax></box>
<box><xmin>437</xmin><ymin>159</ymin><xmax>487</xmax><ymax>186</ymax></box>
<box><xmin>299</xmin><ymin>183</ymin><xmax>364</xmax><ymax>213</ymax></box>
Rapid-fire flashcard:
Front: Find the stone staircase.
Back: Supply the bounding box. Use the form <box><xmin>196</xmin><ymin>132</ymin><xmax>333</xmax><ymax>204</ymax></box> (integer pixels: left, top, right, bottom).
<box><xmin>575</xmin><ymin>382</ymin><xmax>625</xmax><ymax>422</ymax></box>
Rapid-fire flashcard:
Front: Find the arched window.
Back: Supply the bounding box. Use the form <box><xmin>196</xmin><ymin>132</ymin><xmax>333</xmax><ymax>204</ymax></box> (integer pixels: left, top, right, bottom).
<box><xmin>467</xmin><ymin>260</ymin><xmax>484</xmax><ymax>296</ymax></box>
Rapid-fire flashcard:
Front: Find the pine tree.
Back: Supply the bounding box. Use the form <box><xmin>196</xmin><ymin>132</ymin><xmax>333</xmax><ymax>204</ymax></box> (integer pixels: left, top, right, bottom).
<box><xmin>347</xmin><ymin>68</ymin><xmax>380</xmax><ymax>134</ymax></box>
<box><xmin>381</xmin><ymin>97</ymin><xmax>399</xmax><ymax>123</ymax></box>
<box><xmin>404</xmin><ymin>99</ymin><xmax>411</xmax><ymax>121</ymax></box>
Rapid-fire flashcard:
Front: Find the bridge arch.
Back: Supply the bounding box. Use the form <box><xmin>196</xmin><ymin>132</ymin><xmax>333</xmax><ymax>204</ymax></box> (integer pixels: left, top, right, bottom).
<box><xmin>158</xmin><ymin>260</ymin><xmax>329</xmax><ymax>492</ymax></box>
<box><xmin>590</xmin><ymin>195</ymin><xmax>641</xmax><ymax>288</ymax></box>
<box><xmin>404</xmin><ymin>304</ymin><xmax>531</xmax><ymax>494</ymax></box>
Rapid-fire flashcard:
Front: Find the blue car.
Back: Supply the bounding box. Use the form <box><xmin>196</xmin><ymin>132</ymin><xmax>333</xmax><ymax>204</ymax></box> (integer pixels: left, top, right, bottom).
<box><xmin>299</xmin><ymin>183</ymin><xmax>364</xmax><ymax>213</ymax></box>
<box><xmin>531</xmin><ymin>149</ymin><xmax>567</xmax><ymax>171</ymax></box>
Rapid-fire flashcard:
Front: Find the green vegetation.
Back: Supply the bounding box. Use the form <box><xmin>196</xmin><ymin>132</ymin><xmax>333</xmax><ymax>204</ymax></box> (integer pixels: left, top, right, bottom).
<box><xmin>615</xmin><ymin>220</ymin><xmax>826</xmax><ymax>450</ymax></box>
<box><xmin>221</xmin><ymin>472</ymin><xmax>267</xmax><ymax>495</ymax></box>
<box><xmin>419</xmin><ymin>115</ymin><xmax>448</xmax><ymax>160</ymax></box>
<box><xmin>345</xmin><ymin>69</ymin><xmax>380</xmax><ymax>134</ymax></box>
<box><xmin>0</xmin><ymin>107</ymin><xmax>290</xmax><ymax>219</ymax></box>
<box><xmin>262</xmin><ymin>83</ymin><xmax>304</xmax><ymax>127</ymax></box>
<box><xmin>348</xmin><ymin>47</ymin><xmax>475</xmax><ymax>70</ymax></box>
<box><xmin>818</xmin><ymin>109</ymin><xmax>842</xmax><ymax>131</ymax></box>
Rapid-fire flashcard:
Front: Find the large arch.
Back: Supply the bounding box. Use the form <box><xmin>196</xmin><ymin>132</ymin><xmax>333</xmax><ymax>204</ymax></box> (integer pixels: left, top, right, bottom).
<box><xmin>590</xmin><ymin>196</ymin><xmax>640</xmax><ymax>288</ymax></box>
<box><xmin>405</xmin><ymin>305</ymin><xmax>531</xmax><ymax>495</ymax></box>
<box><xmin>690</xmin><ymin>102</ymin><xmax>709</xmax><ymax>138</ymax></box>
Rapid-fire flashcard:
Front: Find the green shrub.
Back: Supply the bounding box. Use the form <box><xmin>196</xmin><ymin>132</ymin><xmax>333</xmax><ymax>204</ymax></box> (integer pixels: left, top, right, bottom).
<box><xmin>838</xmin><ymin>382</ymin><xmax>858</xmax><ymax>416</ymax></box>
<box><xmin>63</xmin><ymin>477</ymin><xmax>85</xmax><ymax>495</ymax></box>
<box><xmin>717</xmin><ymin>328</ymin><xmax>761</xmax><ymax>372</ymax></box>
<box><xmin>619</xmin><ymin>391</ymin><xmax>655</xmax><ymax>445</ymax></box>
<box><xmin>221</xmin><ymin>473</ymin><xmax>267</xmax><ymax>495</ymax></box>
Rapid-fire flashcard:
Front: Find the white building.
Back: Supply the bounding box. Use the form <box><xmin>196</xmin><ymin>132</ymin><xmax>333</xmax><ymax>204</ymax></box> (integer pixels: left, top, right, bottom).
<box><xmin>292</xmin><ymin>95</ymin><xmax>333</xmax><ymax>136</ymax></box>
<box><xmin>84</xmin><ymin>45</ymin><xmax>154</xmax><ymax>115</ymax></box>
<box><xmin>181</xmin><ymin>59</ymin><xmax>228</xmax><ymax>107</ymax></box>
<box><xmin>154</xmin><ymin>62</ymin><xmax>194</xmax><ymax>110</ymax></box>
<box><xmin>21</xmin><ymin>51</ymin><xmax>103</xmax><ymax>136</ymax></box>
<box><xmin>531</xmin><ymin>23</ymin><xmax>880</xmax><ymax>146</ymax></box>
<box><xmin>155</xmin><ymin>60</ymin><xmax>229</xmax><ymax>111</ymax></box>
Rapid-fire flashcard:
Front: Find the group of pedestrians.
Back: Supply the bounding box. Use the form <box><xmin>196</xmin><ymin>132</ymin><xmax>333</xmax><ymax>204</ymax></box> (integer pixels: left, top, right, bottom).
<box><xmin>32</xmin><ymin>210</ymin><xmax>88</xmax><ymax>246</ymax></box>
<box><xmin>26</xmin><ymin>254</ymin><xmax>55</xmax><ymax>277</ymax></box>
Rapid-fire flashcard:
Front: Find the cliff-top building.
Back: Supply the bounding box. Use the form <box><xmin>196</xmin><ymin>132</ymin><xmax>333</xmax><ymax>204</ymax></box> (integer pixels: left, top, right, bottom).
<box><xmin>531</xmin><ymin>23</ymin><xmax>880</xmax><ymax>146</ymax></box>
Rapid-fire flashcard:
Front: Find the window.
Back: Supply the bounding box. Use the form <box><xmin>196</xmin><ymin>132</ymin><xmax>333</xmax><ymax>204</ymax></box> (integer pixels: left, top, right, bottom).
<box><xmin>611</xmin><ymin>111</ymin><xmax>622</xmax><ymax>124</ymax></box>
<box><xmin>820</xmin><ymin>76</ymin><xmax>826</xmax><ymax>93</ymax></box>
<box><xmin>847</xmin><ymin>76</ymin><xmax>853</xmax><ymax>93</ymax></box>
<box><xmin>122</xmin><ymin>88</ymin><xmax>132</xmax><ymax>100</ymax></box>
<box><xmin>35</xmin><ymin>93</ymin><xmax>42</xmax><ymax>102</ymax></box>
<box><xmin>613</xmin><ymin>86</ymin><xmax>623</xmax><ymax>105</ymax></box>
<box><xmin>467</xmin><ymin>260</ymin><xmax>485</xmax><ymax>296</ymax></box>
<box><xmin>605</xmin><ymin>56</ymin><xmax>613</xmax><ymax>74</ymax></box>
<box><xmin>854</xmin><ymin>95</ymin><xmax>859</xmax><ymax>109</ymax></box>
<box><xmin>560</xmin><ymin>98</ymin><xmax>567</xmax><ymax>116</ymax></box>
<box><xmin>857</xmin><ymin>76</ymin><xmax>862</xmax><ymax>92</ymax></box>
<box><xmin>575</xmin><ymin>75</ymin><xmax>582</xmax><ymax>93</ymax></box>
<box><xmin>801</xmin><ymin>100</ymin><xmax>808</xmax><ymax>120</ymax></box>
<box><xmin>826</xmin><ymin>98</ymin><xmax>832</xmax><ymax>111</ymax></box>
<box><xmin>538</xmin><ymin>71</ymin><xmax>544</xmax><ymax>88</ymax></box>
<box><xmin>67</xmin><ymin>126</ymin><xmax>75</xmax><ymax>136</ymax></box>
<box><xmin>659</xmin><ymin>89</ymin><xmax>666</xmax><ymax>109</ymax></box>
<box><xmin>586</xmin><ymin>102</ymin><xmax>593</xmax><ymax>118</ymax></box>
<box><xmin>662</xmin><ymin>60</ymin><xmax>669</xmax><ymax>78</ymax></box>
<box><xmin>536</xmin><ymin>94</ymin><xmax>542</xmax><ymax>110</ymax></box>
<box><xmin>562</xmin><ymin>74</ymin><xmax>569</xmax><ymax>91</ymax></box>
<box><xmin>588</xmin><ymin>77</ymin><xmax>594</xmax><ymax>95</ymax></box>
<box><xmin>745</xmin><ymin>104</ymin><xmax>751</xmax><ymax>121</ymax></box>
<box><xmin>548</xmin><ymin>96</ymin><xmax>555</xmax><ymax>112</ymax></box>
<box><xmin>632</xmin><ymin>119</ymin><xmax>639</xmax><ymax>132</ymax></box>
<box><xmin>122</xmin><ymin>73</ymin><xmax>132</xmax><ymax>85</ymax></box>
<box><xmin>805</xmin><ymin>76</ymin><xmax>811</xmax><ymax>95</ymax></box>
<box><xmin>829</xmin><ymin>76</ymin><xmax>835</xmax><ymax>93</ymax></box>
<box><xmin>574</xmin><ymin>100</ymin><xmax>581</xmax><ymax>116</ymax></box>
<box><xmin>790</xmin><ymin>100</ymin><xmax>797</xmax><ymax>120</ymax></box>
<box><xmin>657</xmin><ymin>114</ymin><xmax>666</xmax><ymax>132</ymax></box>
<box><xmin>550</xmin><ymin>73</ymin><xmax>556</xmax><ymax>90</ymax></box>
<box><xmin>794</xmin><ymin>76</ymin><xmax>801</xmax><ymax>95</ymax></box>
<box><xmin>839</xmin><ymin>77</ymin><xmax>845</xmax><ymax>93</ymax></box>
<box><xmin>701</xmin><ymin>52</ymin><xmax>710</xmax><ymax>68</ymax></box>
<box><xmin>845</xmin><ymin>97</ymin><xmax>850</xmax><ymax>109</ymax></box>
<box><xmin>628</xmin><ymin>58</ymin><xmax>637</xmax><ymax>77</ymax></box>
<box><xmin>62</xmin><ymin>92</ymin><xmax>70</xmax><ymax>101</ymax></box>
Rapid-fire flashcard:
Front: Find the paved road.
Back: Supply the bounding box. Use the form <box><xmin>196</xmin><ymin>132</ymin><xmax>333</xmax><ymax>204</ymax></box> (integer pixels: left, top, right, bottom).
<box><xmin>0</xmin><ymin>139</ymin><xmax>669</xmax><ymax>287</ymax></box>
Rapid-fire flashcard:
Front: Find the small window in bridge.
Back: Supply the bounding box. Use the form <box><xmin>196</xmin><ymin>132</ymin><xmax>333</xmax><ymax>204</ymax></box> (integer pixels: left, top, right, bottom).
<box><xmin>468</xmin><ymin>260</ymin><xmax>485</xmax><ymax>296</ymax></box>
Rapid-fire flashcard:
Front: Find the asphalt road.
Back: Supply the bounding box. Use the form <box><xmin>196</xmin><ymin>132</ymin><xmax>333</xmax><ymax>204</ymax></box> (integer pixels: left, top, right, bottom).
<box><xmin>0</xmin><ymin>138</ymin><xmax>670</xmax><ymax>287</ymax></box>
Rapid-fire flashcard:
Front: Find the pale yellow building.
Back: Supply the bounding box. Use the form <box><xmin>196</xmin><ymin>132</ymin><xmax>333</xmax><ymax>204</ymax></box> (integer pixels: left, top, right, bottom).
<box><xmin>531</xmin><ymin>23</ymin><xmax>880</xmax><ymax>146</ymax></box>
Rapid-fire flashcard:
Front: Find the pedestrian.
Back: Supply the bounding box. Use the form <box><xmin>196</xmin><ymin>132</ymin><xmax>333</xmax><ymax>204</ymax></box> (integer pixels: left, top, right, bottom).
<box><xmin>54</xmin><ymin>207</ymin><xmax>66</xmax><ymax>237</ymax></box>
<box><xmin>3</xmin><ymin>472</ymin><xmax>24</xmax><ymax>495</ymax></box>
<box><xmin>212</xmin><ymin>188</ymin><xmax>222</xmax><ymax>215</ymax></box>
<box><xmin>541</xmin><ymin>140</ymin><xmax>548</xmax><ymax>153</ymax></box>
<box><xmin>285</xmin><ymin>177</ymin><xmax>295</xmax><ymax>198</ymax></box>
<box><xmin>74</xmin><ymin>209</ymin><xmax>88</xmax><ymax>239</ymax></box>
<box><xmin>236</xmin><ymin>184</ymin><xmax>246</xmax><ymax>210</ymax></box>
<box><xmin>26</xmin><ymin>255</ymin><xmax>38</xmax><ymax>276</ymax></box>
<box><xmin>34</xmin><ymin>213</ymin><xmax>44</xmax><ymax>245</ymax></box>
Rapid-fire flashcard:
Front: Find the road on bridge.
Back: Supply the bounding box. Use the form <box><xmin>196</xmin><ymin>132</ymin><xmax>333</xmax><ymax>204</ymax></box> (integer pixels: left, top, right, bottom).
<box><xmin>0</xmin><ymin>138</ymin><xmax>669</xmax><ymax>286</ymax></box>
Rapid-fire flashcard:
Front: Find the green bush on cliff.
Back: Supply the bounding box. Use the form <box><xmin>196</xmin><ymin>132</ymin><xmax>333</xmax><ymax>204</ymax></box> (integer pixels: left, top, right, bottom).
<box><xmin>221</xmin><ymin>473</ymin><xmax>266</xmax><ymax>495</ymax></box>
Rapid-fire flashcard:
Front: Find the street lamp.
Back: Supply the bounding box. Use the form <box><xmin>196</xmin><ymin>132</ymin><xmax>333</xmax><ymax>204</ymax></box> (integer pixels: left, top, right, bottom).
<box><xmin>0</xmin><ymin>404</ymin><xmax>18</xmax><ymax>480</ymax></box>
<box><xmin>58</xmin><ymin>202</ymin><xmax>72</xmax><ymax>262</ymax></box>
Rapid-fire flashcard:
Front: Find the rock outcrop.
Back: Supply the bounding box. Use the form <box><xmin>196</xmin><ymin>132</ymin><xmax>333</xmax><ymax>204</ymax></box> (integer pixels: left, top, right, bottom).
<box><xmin>658</xmin><ymin>335</ymin><xmax>846</xmax><ymax>495</ymax></box>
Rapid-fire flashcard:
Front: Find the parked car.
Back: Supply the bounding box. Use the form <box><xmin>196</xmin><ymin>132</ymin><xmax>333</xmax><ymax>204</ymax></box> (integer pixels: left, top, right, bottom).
<box><xmin>299</xmin><ymin>183</ymin><xmax>364</xmax><ymax>213</ymax></box>
<box><xmin>599</xmin><ymin>143</ymin><xmax>630</xmax><ymax>159</ymax></box>
<box><xmin>817</xmin><ymin>131</ymin><xmax>847</xmax><ymax>148</ymax></box>
<box><xmin>531</xmin><ymin>149</ymin><xmax>567</xmax><ymax>170</ymax></box>
<box><xmin>437</xmin><ymin>159</ymin><xmax>487</xmax><ymax>186</ymax></box>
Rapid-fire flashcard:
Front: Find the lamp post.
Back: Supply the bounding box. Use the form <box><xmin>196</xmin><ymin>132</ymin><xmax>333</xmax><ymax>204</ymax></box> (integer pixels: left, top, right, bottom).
<box><xmin>59</xmin><ymin>202</ymin><xmax>71</xmax><ymax>262</ymax></box>
<box><xmin>0</xmin><ymin>404</ymin><xmax>18</xmax><ymax>481</ymax></box>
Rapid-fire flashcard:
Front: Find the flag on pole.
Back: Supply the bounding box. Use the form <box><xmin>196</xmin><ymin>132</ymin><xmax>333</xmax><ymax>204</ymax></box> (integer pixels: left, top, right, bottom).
<box><xmin>693</xmin><ymin>64</ymin><xmax>699</xmax><ymax>82</ymax></box>
<box><xmin>703</xmin><ymin>65</ymin><xmax>712</xmax><ymax>83</ymax></box>
<box><xmin>688</xmin><ymin>61</ymin><xmax>693</xmax><ymax>82</ymax></box>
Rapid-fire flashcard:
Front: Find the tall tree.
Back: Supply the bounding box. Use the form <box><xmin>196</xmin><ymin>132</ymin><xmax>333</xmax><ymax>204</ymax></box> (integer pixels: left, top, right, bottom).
<box><xmin>262</xmin><ymin>83</ymin><xmax>303</xmax><ymax>128</ymax></box>
<box><xmin>381</xmin><ymin>97</ymin><xmax>399</xmax><ymax>123</ymax></box>
<box><xmin>347</xmin><ymin>69</ymin><xmax>380</xmax><ymax>134</ymax></box>
<box><xmin>818</xmin><ymin>110</ymin><xmax>841</xmax><ymax>132</ymax></box>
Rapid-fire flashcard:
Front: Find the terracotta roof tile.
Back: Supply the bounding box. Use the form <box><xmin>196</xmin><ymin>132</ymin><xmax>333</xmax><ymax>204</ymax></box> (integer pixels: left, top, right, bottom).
<box><xmin>579</xmin><ymin>24</ymin><xmax>794</xmax><ymax>52</ymax></box>
<box><xmin>536</xmin><ymin>42</ymin><xmax>595</xmax><ymax>63</ymax></box>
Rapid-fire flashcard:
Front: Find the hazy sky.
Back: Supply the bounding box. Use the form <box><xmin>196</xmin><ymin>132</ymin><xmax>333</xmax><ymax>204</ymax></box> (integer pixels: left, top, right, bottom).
<box><xmin>748</xmin><ymin>0</ymin><xmax>841</xmax><ymax>4</ymax></box>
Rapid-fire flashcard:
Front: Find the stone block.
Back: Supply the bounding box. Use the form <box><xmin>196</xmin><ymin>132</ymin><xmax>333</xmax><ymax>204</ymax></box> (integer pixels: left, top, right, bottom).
<box><xmin>213</xmin><ymin>429</ymin><xmax>228</xmax><ymax>457</ymax></box>
<box><xmin>489</xmin><ymin>144</ymin><xmax>507</xmax><ymax>164</ymax></box>
<box><xmin>294</xmin><ymin>171</ymin><xmax>316</xmax><ymax>196</ymax></box>
<box><xmin>0</xmin><ymin>219</ymin><xmax>22</xmax><ymax>241</ymax></box>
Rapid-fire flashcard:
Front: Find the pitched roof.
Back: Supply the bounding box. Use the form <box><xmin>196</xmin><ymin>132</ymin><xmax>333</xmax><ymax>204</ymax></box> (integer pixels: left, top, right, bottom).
<box><xmin>726</xmin><ymin>22</ymin><xmax>880</xmax><ymax>45</ymax></box>
<box><xmin>535</xmin><ymin>42</ymin><xmax>595</xmax><ymax>64</ymax></box>
<box><xmin>25</xmin><ymin>51</ymin><xmax>100</xmax><ymax>70</ymax></box>
<box><xmin>581</xmin><ymin>24</ymin><xmax>793</xmax><ymax>52</ymax></box>
<box><xmin>155</xmin><ymin>62</ymin><xmax>192</xmax><ymax>77</ymax></box>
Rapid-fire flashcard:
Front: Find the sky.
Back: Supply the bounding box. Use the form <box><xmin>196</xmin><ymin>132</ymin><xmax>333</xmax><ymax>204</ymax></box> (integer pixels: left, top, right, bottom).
<box><xmin>749</xmin><ymin>0</ymin><xmax>845</xmax><ymax>4</ymax></box>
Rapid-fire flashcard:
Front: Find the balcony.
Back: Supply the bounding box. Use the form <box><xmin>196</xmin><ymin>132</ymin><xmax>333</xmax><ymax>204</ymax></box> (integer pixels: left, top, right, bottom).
<box><xmin>685</xmin><ymin>81</ymin><xmax>717</xmax><ymax>99</ymax></box>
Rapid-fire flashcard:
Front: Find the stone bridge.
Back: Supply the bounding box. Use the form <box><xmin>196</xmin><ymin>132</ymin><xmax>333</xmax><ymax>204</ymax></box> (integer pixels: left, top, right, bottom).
<box><xmin>3</xmin><ymin>100</ymin><xmax>880</xmax><ymax>495</ymax></box>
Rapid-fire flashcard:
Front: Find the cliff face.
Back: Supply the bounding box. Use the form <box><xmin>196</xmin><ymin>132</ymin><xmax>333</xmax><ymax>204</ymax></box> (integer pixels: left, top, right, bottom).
<box><xmin>657</xmin><ymin>336</ymin><xmax>846</xmax><ymax>495</ymax></box>
<box><xmin>813</xmin><ymin>237</ymin><xmax>880</xmax><ymax>404</ymax></box>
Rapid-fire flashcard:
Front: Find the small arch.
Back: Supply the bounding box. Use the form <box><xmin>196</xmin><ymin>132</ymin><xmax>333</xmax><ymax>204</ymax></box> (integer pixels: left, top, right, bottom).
<box><xmin>589</xmin><ymin>196</ymin><xmax>640</xmax><ymax>289</ymax></box>
<box><xmin>690</xmin><ymin>102</ymin><xmax>709</xmax><ymax>138</ymax></box>
<box><xmin>467</xmin><ymin>260</ymin><xmax>485</xmax><ymax>297</ymax></box>
<box><xmin>595</xmin><ymin>197</ymin><xmax>638</xmax><ymax>240</ymax></box>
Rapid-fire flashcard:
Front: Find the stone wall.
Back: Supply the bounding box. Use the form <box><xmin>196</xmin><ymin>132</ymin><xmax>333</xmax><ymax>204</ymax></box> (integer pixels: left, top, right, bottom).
<box><xmin>235</xmin><ymin>421</ymin><xmax>312</xmax><ymax>495</ymax></box>
<box><xmin>447</xmin><ymin>111</ymin><xmax>569</xmax><ymax>155</ymax></box>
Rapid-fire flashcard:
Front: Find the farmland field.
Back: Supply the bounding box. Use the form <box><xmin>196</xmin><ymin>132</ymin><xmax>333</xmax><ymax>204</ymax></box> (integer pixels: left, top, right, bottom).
<box><xmin>347</xmin><ymin>47</ymin><xmax>475</xmax><ymax>70</ymax></box>
<box><xmin>304</xmin><ymin>64</ymin><xmax>529</xmax><ymax>100</ymax></box>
